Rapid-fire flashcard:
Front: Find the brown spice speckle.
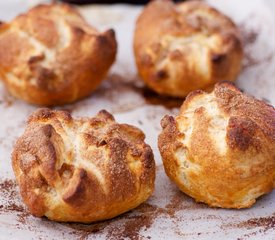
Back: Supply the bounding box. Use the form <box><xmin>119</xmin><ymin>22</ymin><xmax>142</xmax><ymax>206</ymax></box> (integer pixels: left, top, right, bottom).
<box><xmin>102</xmin><ymin>74</ymin><xmax>183</xmax><ymax>110</ymax></box>
<box><xmin>223</xmin><ymin>213</ymin><xmax>275</xmax><ymax>240</ymax></box>
<box><xmin>0</xmin><ymin>179</ymin><xmax>30</xmax><ymax>224</ymax></box>
<box><xmin>65</xmin><ymin>74</ymin><xmax>182</xmax><ymax>115</ymax></box>
<box><xmin>0</xmin><ymin>88</ymin><xmax>14</xmax><ymax>107</ymax></box>
<box><xmin>62</xmin><ymin>190</ymin><xmax>209</xmax><ymax>240</ymax></box>
<box><xmin>237</xmin><ymin>214</ymin><xmax>275</xmax><ymax>233</ymax></box>
<box><xmin>239</xmin><ymin>17</ymin><xmax>274</xmax><ymax>69</ymax></box>
<box><xmin>0</xmin><ymin>176</ymin><xmax>274</xmax><ymax>239</ymax></box>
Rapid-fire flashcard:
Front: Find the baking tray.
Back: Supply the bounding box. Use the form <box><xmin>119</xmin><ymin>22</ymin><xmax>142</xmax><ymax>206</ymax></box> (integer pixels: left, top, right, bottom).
<box><xmin>0</xmin><ymin>0</ymin><xmax>274</xmax><ymax>239</ymax></box>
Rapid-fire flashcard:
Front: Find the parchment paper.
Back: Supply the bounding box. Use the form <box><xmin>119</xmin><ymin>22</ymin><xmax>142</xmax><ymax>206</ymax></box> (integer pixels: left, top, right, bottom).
<box><xmin>0</xmin><ymin>0</ymin><xmax>274</xmax><ymax>239</ymax></box>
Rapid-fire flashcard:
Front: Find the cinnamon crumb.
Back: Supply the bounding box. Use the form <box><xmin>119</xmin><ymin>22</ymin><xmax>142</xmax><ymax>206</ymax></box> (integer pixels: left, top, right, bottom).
<box><xmin>237</xmin><ymin>214</ymin><xmax>275</xmax><ymax>233</ymax></box>
<box><xmin>0</xmin><ymin>179</ymin><xmax>30</xmax><ymax>225</ymax></box>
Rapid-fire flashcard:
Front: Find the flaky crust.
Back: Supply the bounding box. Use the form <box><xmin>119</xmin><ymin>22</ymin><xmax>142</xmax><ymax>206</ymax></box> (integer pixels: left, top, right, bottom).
<box><xmin>0</xmin><ymin>3</ymin><xmax>117</xmax><ymax>106</ymax></box>
<box><xmin>134</xmin><ymin>0</ymin><xmax>243</xmax><ymax>97</ymax></box>
<box><xmin>158</xmin><ymin>82</ymin><xmax>275</xmax><ymax>208</ymax></box>
<box><xmin>12</xmin><ymin>109</ymin><xmax>155</xmax><ymax>223</ymax></box>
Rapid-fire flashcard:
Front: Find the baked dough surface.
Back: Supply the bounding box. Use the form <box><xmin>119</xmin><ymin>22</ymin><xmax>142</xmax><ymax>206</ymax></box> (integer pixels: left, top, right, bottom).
<box><xmin>159</xmin><ymin>81</ymin><xmax>275</xmax><ymax>208</ymax></box>
<box><xmin>12</xmin><ymin>108</ymin><xmax>155</xmax><ymax>222</ymax></box>
<box><xmin>0</xmin><ymin>4</ymin><xmax>117</xmax><ymax>106</ymax></box>
<box><xmin>134</xmin><ymin>0</ymin><xmax>243</xmax><ymax>97</ymax></box>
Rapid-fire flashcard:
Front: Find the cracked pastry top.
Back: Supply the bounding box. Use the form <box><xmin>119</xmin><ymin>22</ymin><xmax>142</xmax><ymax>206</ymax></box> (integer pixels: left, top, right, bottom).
<box><xmin>158</xmin><ymin>81</ymin><xmax>275</xmax><ymax>208</ymax></box>
<box><xmin>134</xmin><ymin>0</ymin><xmax>243</xmax><ymax>97</ymax></box>
<box><xmin>12</xmin><ymin>109</ymin><xmax>155</xmax><ymax>223</ymax></box>
<box><xmin>0</xmin><ymin>3</ymin><xmax>117</xmax><ymax>106</ymax></box>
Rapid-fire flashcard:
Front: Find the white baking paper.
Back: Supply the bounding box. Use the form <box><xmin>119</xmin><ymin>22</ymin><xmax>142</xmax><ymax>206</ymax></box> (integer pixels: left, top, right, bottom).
<box><xmin>0</xmin><ymin>0</ymin><xmax>274</xmax><ymax>239</ymax></box>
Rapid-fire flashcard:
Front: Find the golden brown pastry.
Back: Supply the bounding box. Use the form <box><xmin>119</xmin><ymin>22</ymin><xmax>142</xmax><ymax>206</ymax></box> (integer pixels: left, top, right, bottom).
<box><xmin>0</xmin><ymin>3</ymin><xmax>117</xmax><ymax>106</ymax></box>
<box><xmin>134</xmin><ymin>0</ymin><xmax>243</xmax><ymax>97</ymax></box>
<box><xmin>12</xmin><ymin>109</ymin><xmax>155</xmax><ymax>223</ymax></box>
<box><xmin>158</xmin><ymin>82</ymin><xmax>275</xmax><ymax>208</ymax></box>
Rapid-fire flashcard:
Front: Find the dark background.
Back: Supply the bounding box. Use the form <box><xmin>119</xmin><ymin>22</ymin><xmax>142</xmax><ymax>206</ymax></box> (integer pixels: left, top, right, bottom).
<box><xmin>61</xmin><ymin>0</ymin><xmax>183</xmax><ymax>5</ymax></box>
